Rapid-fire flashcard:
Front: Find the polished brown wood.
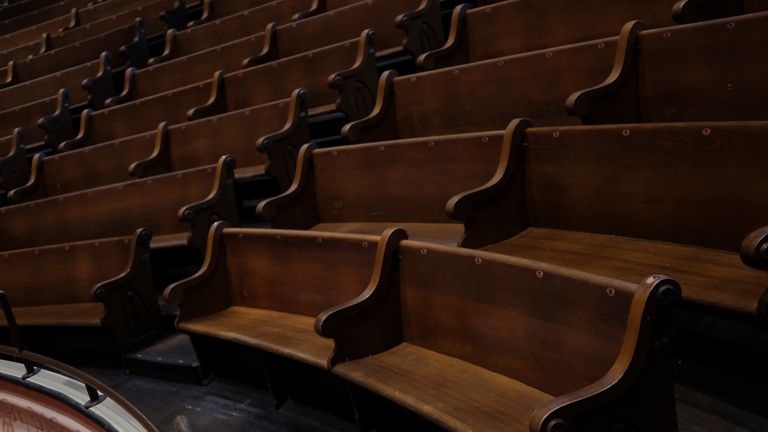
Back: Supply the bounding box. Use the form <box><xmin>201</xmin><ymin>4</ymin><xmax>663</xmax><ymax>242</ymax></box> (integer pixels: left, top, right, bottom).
<box><xmin>0</xmin><ymin>14</ymin><xmax>69</xmax><ymax>52</ymax></box>
<box><xmin>165</xmin><ymin>224</ymin><xmax>401</xmax><ymax>369</ymax></box>
<box><xmin>420</xmin><ymin>0</ymin><xmax>676</xmax><ymax>70</ymax></box>
<box><xmin>189</xmin><ymin>0</ymin><xmax>278</xmax><ymax>26</ymax></box>
<box><xmin>11</xmin><ymin>89</ymin><xmax>309</xmax><ymax>201</ymax></box>
<box><xmin>0</xmin><ymin>90</ymin><xmax>60</xmax><ymax>143</ymax></box>
<box><xmin>257</xmin><ymin>122</ymin><xmax>529</xmax><ymax>247</ymax></box>
<box><xmin>0</xmin><ymin>128</ymin><xmax>28</xmax><ymax>191</ymax></box>
<box><xmin>569</xmin><ymin>12</ymin><xmax>768</xmax><ymax>123</ymax></box>
<box><xmin>0</xmin><ymin>0</ymin><xmax>92</xmax><ymax>34</ymax></box>
<box><xmin>343</xmin><ymin>28</ymin><xmax>626</xmax><ymax>144</ymax></box>
<box><xmin>321</xmin><ymin>240</ymin><xmax>680</xmax><ymax>431</ymax></box>
<box><xmin>0</xmin><ymin>229</ymin><xmax>162</xmax><ymax>351</ymax></box>
<box><xmin>476</xmin><ymin>120</ymin><xmax>768</xmax><ymax>318</ymax></box>
<box><xmin>0</xmin><ymin>156</ymin><xmax>238</xmax><ymax>252</ymax></box>
<box><xmin>61</xmin><ymin>32</ymin><xmax>376</xmax><ymax>150</ymax></box>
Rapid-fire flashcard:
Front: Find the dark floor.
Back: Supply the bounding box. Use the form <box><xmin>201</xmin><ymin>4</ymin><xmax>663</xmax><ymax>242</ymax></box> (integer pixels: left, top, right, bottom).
<box><xmin>81</xmin><ymin>365</ymin><xmax>768</xmax><ymax>432</ymax></box>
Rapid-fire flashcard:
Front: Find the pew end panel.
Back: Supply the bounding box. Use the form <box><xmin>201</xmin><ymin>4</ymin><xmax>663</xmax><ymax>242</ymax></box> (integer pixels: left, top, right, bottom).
<box><xmin>38</xmin><ymin>89</ymin><xmax>76</xmax><ymax>149</ymax></box>
<box><xmin>672</xmin><ymin>0</ymin><xmax>748</xmax><ymax>23</ymax></box>
<box><xmin>163</xmin><ymin>221</ymin><xmax>232</xmax><ymax>322</ymax></box>
<box><xmin>741</xmin><ymin>226</ymin><xmax>768</xmax><ymax>317</ymax></box>
<box><xmin>315</xmin><ymin>227</ymin><xmax>408</xmax><ymax>368</ymax></box>
<box><xmin>0</xmin><ymin>128</ymin><xmax>30</xmax><ymax>192</ymax></box>
<box><xmin>416</xmin><ymin>4</ymin><xmax>470</xmax><ymax>71</ymax></box>
<box><xmin>104</xmin><ymin>66</ymin><xmax>136</xmax><ymax>108</ymax></box>
<box><xmin>241</xmin><ymin>22</ymin><xmax>277</xmax><ymax>68</ymax></box>
<box><xmin>341</xmin><ymin>70</ymin><xmax>399</xmax><ymax>144</ymax></box>
<box><xmin>257</xmin><ymin>88</ymin><xmax>311</xmax><ymax>191</ymax></box>
<box><xmin>147</xmin><ymin>28</ymin><xmax>177</xmax><ymax>66</ymax></box>
<box><xmin>92</xmin><ymin>228</ymin><xmax>163</xmax><ymax>351</ymax></box>
<box><xmin>178</xmin><ymin>155</ymin><xmax>240</xmax><ymax>252</ymax></box>
<box><xmin>186</xmin><ymin>70</ymin><xmax>226</xmax><ymax>121</ymax></box>
<box><xmin>7</xmin><ymin>152</ymin><xmax>44</xmax><ymax>203</ymax></box>
<box><xmin>530</xmin><ymin>275</ymin><xmax>681</xmax><ymax>432</ymax></box>
<box><xmin>328</xmin><ymin>29</ymin><xmax>379</xmax><ymax>122</ymax></box>
<box><xmin>119</xmin><ymin>18</ymin><xmax>150</xmax><ymax>68</ymax></box>
<box><xmin>395</xmin><ymin>0</ymin><xmax>445</xmax><ymax>59</ymax></box>
<box><xmin>447</xmin><ymin>119</ymin><xmax>531</xmax><ymax>249</ymax></box>
<box><xmin>256</xmin><ymin>143</ymin><xmax>319</xmax><ymax>229</ymax></box>
<box><xmin>81</xmin><ymin>51</ymin><xmax>115</xmax><ymax>109</ymax></box>
<box><xmin>57</xmin><ymin>108</ymin><xmax>92</xmax><ymax>151</ymax></box>
<box><xmin>292</xmin><ymin>0</ymin><xmax>326</xmax><ymax>20</ymax></box>
<box><xmin>128</xmin><ymin>122</ymin><xmax>172</xmax><ymax>178</ymax></box>
<box><xmin>159</xmin><ymin>0</ymin><xmax>189</xmax><ymax>30</ymax></box>
<box><xmin>565</xmin><ymin>20</ymin><xmax>643</xmax><ymax>125</ymax></box>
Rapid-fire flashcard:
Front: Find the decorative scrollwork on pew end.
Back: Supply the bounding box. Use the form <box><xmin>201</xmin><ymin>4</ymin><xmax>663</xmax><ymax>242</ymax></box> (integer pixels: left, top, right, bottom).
<box><xmin>395</xmin><ymin>0</ymin><xmax>446</xmax><ymax>59</ymax></box>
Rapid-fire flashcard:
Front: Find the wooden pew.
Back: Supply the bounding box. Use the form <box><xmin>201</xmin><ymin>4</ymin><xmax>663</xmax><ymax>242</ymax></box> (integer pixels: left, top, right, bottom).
<box><xmin>256</xmin><ymin>125</ymin><xmax>515</xmax><ymax>246</ymax></box>
<box><xmin>0</xmin><ymin>91</ymin><xmax>61</xmax><ymax>144</ymax></box>
<box><xmin>568</xmin><ymin>12</ymin><xmax>768</xmax><ymax>123</ymax></box>
<box><xmin>0</xmin><ymin>13</ymin><xmax>70</xmax><ymax>52</ymax></box>
<box><xmin>114</xmin><ymin>0</ymin><xmax>441</xmax><ymax>105</ymax></box>
<box><xmin>0</xmin><ymin>0</ymin><xmax>67</xmax><ymax>21</ymax></box>
<box><xmin>470</xmin><ymin>120</ymin><xmax>768</xmax><ymax>319</ymax></box>
<box><xmin>419</xmin><ymin>0</ymin><xmax>678</xmax><ymax>70</ymax></box>
<box><xmin>60</xmin><ymin>32</ymin><xmax>377</xmax><ymax>150</ymax></box>
<box><xmin>2</xmin><ymin>18</ymin><xmax>148</xmax><ymax>87</ymax></box>
<box><xmin>151</xmin><ymin>0</ymin><xmax>441</xmax><ymax>65</ymax></box>
<box><xmin>320</xmin><ymin>240</ymin><xmax>680</xmax><ymax>431</ymax></box>
<box><xmin>149</xmin><ymin>0</ymin><xmax>321</xmax><ymax>64</ymax></box>
<box><xmin>0</xmin><ymin>156</ymin><xmax>238</xmax><ymax>252</ymax></box>
<box><xmin>0</xmin><ymin>128</ymin><xmax>28</xmax><ymax>192</ymax></box>
<box><xmin>342</xmin><ymin>26</ymin><xmax>628</xmax><ymax>144</ymax></box>
<box><xmin>0</xmin><ymin>0</ymin><xmax>92</xmax><ymax>34</ymax></box>
<box><xmin>0</xmin><ymin>229</ymin><xmax>163</xmax><ymax>352</ymax></box>
<box><xmin>672</xmin><ymin>0</ymin><xmax>768</xmax><ymax>22</ymax></box>
<box><xmin>11</xmin><ymin>89</ymin><xmax>309</xmax><ymax>202</ymax></box>
<box><xmin>0</xmin><ymin>51</ymin><xmax>112</xmax><ymax>112</ymax></box>
<box><xmin>189</xmin><ymin>0</ymin><xmax>279</xmax><ymax>26</ymax></box>
<box><xmin>163</xmin><ymin>223</ymin><xmax>396</xmax><ymax>374</ymax></box>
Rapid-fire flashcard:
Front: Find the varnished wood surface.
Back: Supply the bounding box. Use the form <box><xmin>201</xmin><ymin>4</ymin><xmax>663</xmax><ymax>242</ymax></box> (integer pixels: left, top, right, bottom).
<box><xmin>484</xmin><ymin>228</ymin><xmax>766</xmax><ymax>316</ymax></box>
<box><xmin>311</xmin><ymin>222</ymin><xmax>464</xmax><ymax>246</ymax></box>
<box><xmin>0</xmin><ymin>303</ymin><xmax>105</xmax><ymax>326</ymax></box>
<box><xmin>0</xmin><ymin>95</ymin><xmax>57</xmax><ymax>143</ymax></box>
<box><xmin>334</xmin><ymin>343</ymin><xmax>553</xmax><ymax>432</ymax></box>
<box><xmin>180</xmin><ymin>306</ymin><xmax>333</xmax><ymax>369</ymax></box>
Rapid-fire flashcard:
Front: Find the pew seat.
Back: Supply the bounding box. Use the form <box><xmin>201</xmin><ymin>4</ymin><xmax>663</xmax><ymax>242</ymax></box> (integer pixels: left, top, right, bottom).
<box><xmin>178</xmin><ymin>306</ymin><xmax>333</xmax><ymax>368</ymax></box>
<box><xmin>484</xmin><ymin>228</ymin><xmax>767</xmax><ymax>317</ymax></box>
<box><xmin>311</xmin><ymin>222</ymin><xmax>463</xmax><ymax>246</ymax></box>
<box><xmin>334</xmin><ymin>343</ymin><xmax>552</xmax><ymax>431</ymax></box>
<box><xmin>3</xmin><ymin>303</ymin><xmax>105</xmax><ymax>327</ymax></box>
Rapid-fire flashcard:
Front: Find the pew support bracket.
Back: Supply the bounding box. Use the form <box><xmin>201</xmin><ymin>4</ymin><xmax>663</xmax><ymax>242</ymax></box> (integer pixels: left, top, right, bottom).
<box><xmin>416</xmin><ymin>4</ymin><xmax>469</xmax><ymax>70</ymax></box>
<box><xmin>0</xmin><ymin>128</ymin><xmax>30</xmax><ymax>193</ymax></box>
<box><xmin>447</xmin><ymin>119</ymin><xmax>531</xmax><ymax>248</ymax></box>
<box><xmin>329</xmin><ymin>30</ymin><xmax>379</xmax><ymax>122</ymax></box>
<box><xmin>531</xmin><ymin>275</ymin><xmax>681</xmax><ymax>432</ymax></box>
<box><xmin>256</xmin><ymin>143</ymin><xmax>318</xmax><ymax>228</ymax></box>
<box><xmin>257</xmin><ymin>88</ymin><xmax>311</xmax><ymax>191</ymax></box>
<box><xmin>315</xmin><ymin>228</ymin><xmax>409</xmax><ymax>368</ymax></box>
<box><xmin>129</xmin><ymin>122</ymin><xmax>171</xmax><ymax>178</ymax></box>
<box><xmin>178</xmin><ymin>156</ymin><xmax>239</xmax><ymax>252</ymax></box>
<box><xmin>92</xmin><ymin>228</ymin><xmax>162</xmax><ymax>352</ymax></box>
<box><xmin>341</xmin><ymin>70</ymin><xmax>398</xmax><ymax>143</ymax></box>
<box><xmin>186</xmin><ymin>70</ymin><xmax>227</xmax><ymax>121</ymax></box>
<box><xmin>566</xmin><ymin>20</ymin><xmax>643</xmax><ymax>124</ymax></box>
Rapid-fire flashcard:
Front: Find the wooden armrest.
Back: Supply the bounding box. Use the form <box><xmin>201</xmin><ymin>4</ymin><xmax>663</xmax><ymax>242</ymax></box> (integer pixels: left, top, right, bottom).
<box><xmin>531</xmin><ymin>275</ymin><xmax>681</xmax><ymax>432</ymax></box>
<box><xmin>0</xmin><ymin>128</ymin><xmax>31</xmax><ymax>193</ymax></box>
<box><xmin>83</xmin><ymin>51</ymin><xmax>115</xmax><ymax>109</ymax></box>
<box><xmin>446</xmin><ymin>119</ymin><xmax>531</xmax><ymax>248</ymax></box>
<box><xmin>148</xmin><ymin>29</ymin><xmax>177</xmax><ymax>66</ymax></box>
<box><xmin>38</xmin><ymin>89</ymin><xmax>76</xmax><ymax>149</ymax></box>
<box><xmin>186</xmin><ymin>70</ymin><xmax>226</xmax><ymax>121</ymax></box>
<box><xmin>38</xmin><ymin>32</ymin><xmax>52</xmax><ymax>55</ymax></box>
<box><xmin>329</xmin><ymin>29</ymin><xmax>378</xmax><ymax>121</ymax></box>
<box><xmin>566</xmin><ymin>20</ymin><xmax>642</xmax><ymax>123</ymax></box>
<box><xmin>187</xmin><ymin>0</ymin><xmax>212</xmax><ymax>27</ymax></box>
<box><xmin>341</xmin><ymin>70</ymin><xmax>398</xmax><ymax>143</ymax></box>
<box><xmin>92</xmin><ymin>228</ymin><xmax>162</xmax><ymax>350</ymax></box>
<box><xmin>315</xmin><ymin>227</ymin><xmax>408</xmax><ymax>367</ymax></box>
<box><xmin>242</xmin><ymin>23</ymin><xmax>277</xmax><ymax>68</ymax></box>
<box><xmin>395</xmin><ymin>0</ymin><xmax>445</xmax><ymax>57</ymax></box>
<box><xmin>104</xmin><ymin>67</ymin><xmax>135</xmax><ymax>107</ymax></box>
<box><xmin>256</xmin><ymin>142</ymin><xmax>317</xmax><ymax>227</ymax></box>
<box><xmin>160</xmin><ymin>0</ymin><xmax>188</xmax><ymax>31</ymax></box>
<box><xmin>129</xmin><ymin>122</ymin><xmax>171</xmax><ymax>177</ymax></box>
<box><xmin>178</xmin><ymin>155</ymin><xmax>239</xmax><ymax>251</ymax></box>
<box><xmin>57</xmin><ymin>108</ymin><xmax>92</xmax><ymax>152</ymax></box>
<box><xmin>61</xmin><ymin>7</ymin><xmax>79</xmax><ymax>31</ymax></box>
<box><xmin>164</xmin><ymin>221</ymin><xmax>228</xmax><ymax>305</ymax></box>
<box><xmin>1</xmin><ymin>60</ymin><xmax>16</xmax><ymax>89</ymax></box>
<box><xmin>416</xmin><ymin>4</ymin><xmax>470</xmax><ymax>70</ymax></box>
<box><xmin>7</xmin><ymin>152</ymin><xmax>42</xmax><ymax>203</ymax></box>
<box><xmin>293</xmin><ymin>0</ymin><xmax>325</xmax><ymax>20</ymax></box>
<box><xmin>120</xmin><ymin>18</ymin><xmax>149</xmax><ymax>68</ymax></box>
<box><xmin>257</xmin><ymin>88</ymin><xmax>310</xmax><ymax>190</ymax></box>
<box><xmin>741</xmin><ymin>226</ymin><xmax>768</xmax><ymax>271</ymax></box>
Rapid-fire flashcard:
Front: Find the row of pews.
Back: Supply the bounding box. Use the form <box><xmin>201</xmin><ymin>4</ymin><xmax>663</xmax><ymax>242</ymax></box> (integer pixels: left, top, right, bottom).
<box><xmin>1</xmin><ymin>0</ymin><xmax>766</xmax><ymax>430</ymax></box>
